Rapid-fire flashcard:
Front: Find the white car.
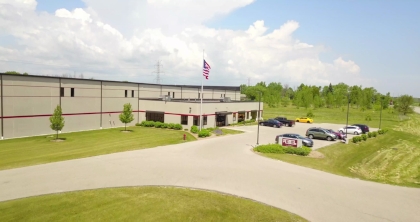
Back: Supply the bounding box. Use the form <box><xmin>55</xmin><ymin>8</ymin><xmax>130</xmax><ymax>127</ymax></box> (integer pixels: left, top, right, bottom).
<box><xmin>338</xmin><ymin>126</ymin><xmax>362</xmax><ymax>135</ymax></box>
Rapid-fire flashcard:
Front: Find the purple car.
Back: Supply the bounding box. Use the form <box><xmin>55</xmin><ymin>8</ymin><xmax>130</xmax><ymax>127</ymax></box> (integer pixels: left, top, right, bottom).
<box><xmin>326</xmin><ymin>129</ymin><xmax>345</xmax><ymax>139</ymax></box>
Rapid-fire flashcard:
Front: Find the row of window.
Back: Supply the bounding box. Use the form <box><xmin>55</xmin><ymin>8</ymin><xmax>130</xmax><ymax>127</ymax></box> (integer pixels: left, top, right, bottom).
<box><xmin>197</xmin><ymin>93</ymin><xmax>226</xmax><ymax>98</ymax></box>
<box><xmin>181</xmin><ymin>115</ymin><xmax>207</xmax><ymax>125</ymax></box>
<box><xmin>59</xmin><ymin>88</ymin><xmax>228</xmax><ymax>99</ymax></box>
<box><xmin>60</xmin><ymin>87</ymin><xmax>75</xmax><ymax>97</ymax></box>
<box><xmin>125</xmin><ymin>90</ymin><xmax>135</xmax><ymax>98</ymax></box>
<box><xmin>146</xmin><ymin>112</ymin><xmax>208</xmax><ymax>126</ymax></box>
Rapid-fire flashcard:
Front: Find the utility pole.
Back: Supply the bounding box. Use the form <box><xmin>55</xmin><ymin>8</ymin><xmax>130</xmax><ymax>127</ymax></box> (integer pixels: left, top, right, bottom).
<box><xmin>248</xmin><ymin>77</ymin><xmax>250</xmax><ymax>86</ymax></box>
<box><xmin>153</xmin><ymin>60</ymin><xmax>164</xmax><ymax>84</ymax></box>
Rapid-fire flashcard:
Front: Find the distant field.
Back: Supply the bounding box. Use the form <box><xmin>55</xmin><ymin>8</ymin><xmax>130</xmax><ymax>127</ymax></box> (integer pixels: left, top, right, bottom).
<box><xmin>263</xmin><ymin>105</ymin><xmax>400</xmax><ymax>129</ymax></box>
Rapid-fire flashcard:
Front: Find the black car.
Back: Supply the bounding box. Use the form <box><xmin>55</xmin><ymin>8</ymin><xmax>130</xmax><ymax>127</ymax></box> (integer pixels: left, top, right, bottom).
<box><xmin>259</xmin><ymin>119</ymin><xmax>283</xmax><ymax>128</ymax></box>
<box><xmin>352</xmin><ymin>124</ymin><xmax>369</xmax><ymax>134</ymax></box>
<box><xmin>276</xmin><ymin>133</ymin><xmax>313</xmax><ymax>147</ymax></box>
<box><xmin>274</xmin><ymin>117</ymin><xmax>295</xmax><ymax>127</ymax></box>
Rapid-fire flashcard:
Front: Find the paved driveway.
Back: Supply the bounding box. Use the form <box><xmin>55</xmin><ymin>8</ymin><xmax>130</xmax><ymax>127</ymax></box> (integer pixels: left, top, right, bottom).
<box><xmin>0</xmin><ymin>125</ymin><xmax>419</xmax><ymax>222</ymax></box>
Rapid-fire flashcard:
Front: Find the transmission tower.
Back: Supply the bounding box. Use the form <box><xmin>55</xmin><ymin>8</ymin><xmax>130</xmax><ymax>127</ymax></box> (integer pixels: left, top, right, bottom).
<box><xmin>153</xmin><ymin>60</ymin><xmax>164</xmax><ymax>84</ymax></box>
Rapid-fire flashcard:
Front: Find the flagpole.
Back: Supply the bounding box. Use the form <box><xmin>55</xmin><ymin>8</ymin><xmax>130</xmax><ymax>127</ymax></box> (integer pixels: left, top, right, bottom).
<box><xmin>200</xmin><ymin>49</ymin><xmax>204</xmax><ymax>131</ymax></box>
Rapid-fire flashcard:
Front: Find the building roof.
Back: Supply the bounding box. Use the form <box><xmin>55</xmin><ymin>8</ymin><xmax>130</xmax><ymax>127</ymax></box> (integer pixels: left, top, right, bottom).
<box><xmin>0</xmin><ymin>73</ymin><xmax>240</xmax><ymax>91</ymax></box>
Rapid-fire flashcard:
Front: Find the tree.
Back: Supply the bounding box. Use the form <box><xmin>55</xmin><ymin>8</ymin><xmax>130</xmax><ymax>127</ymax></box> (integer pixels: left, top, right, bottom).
<box><xmin>119</xmin><ymin>103</ymin><xmax>134</xmax><ymax>131</ymax></box>
<box><xmin>280</xmin><ymin>96</ymin><xmax>290</xmax><ymax>107</ymax></box>
<box><xmin>395</xmin><ymin>95</ymin><xmax>414</xmax><ymax>115</ymax></box>
<box><xmin>49</xmin><ymin>105</ymin><xmax>65</xmax><ymax>140</ymax></box>
<box><xmin>5</xmin><ymin>71</ymin><xmax>21</xmax><ymax>75</ymax></box>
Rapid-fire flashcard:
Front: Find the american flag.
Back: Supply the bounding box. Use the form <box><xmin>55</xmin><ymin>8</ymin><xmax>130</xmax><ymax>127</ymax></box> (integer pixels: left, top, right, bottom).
<box><xmin>203</xmin><ymin>59</ymin><xmax>211</xmax><ymax>80</ymax></box>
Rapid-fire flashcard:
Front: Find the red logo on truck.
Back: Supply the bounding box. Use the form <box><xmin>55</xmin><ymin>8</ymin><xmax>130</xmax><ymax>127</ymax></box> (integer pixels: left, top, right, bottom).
<box><xmin>282</xmin><ymin>138</ymin><xmax>298</xmax><ymax>147</ymax></box>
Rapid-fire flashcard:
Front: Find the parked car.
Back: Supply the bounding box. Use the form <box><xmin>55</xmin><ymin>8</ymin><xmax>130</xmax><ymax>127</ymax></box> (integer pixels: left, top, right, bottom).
<box><xmin>338</xmin><ymin>126</ymin><xmax>362</xmax><ymax>135</ymax></box>
<box><xmin>352</xmin><ymin>124</ymin><xmax>370</xmax><ymax>134</ymax></box>
<box><xmin>295</xmin><ymin>117</ymin><xmax>313</xmax><ymax>123</ymax></box>
<box><xmin>305</xmin><ymin>127</ymin><xmax>337</xmax><ymax>141</ymax></box>
<box><xmin>259</xmin><ymin>119</ymin><xmax>283</xmax><ymax>128</ymax></box>
<box><xmin>276</xmin><ymin>133</ymin><xmax>314</xmax><ymax>147</ymax></box>
<box><xmin>325</xmin><ymin>129</ymin><xmax>345</xmax><ymax>140</ymax></box>
<box><xmin>274</xmin><ymin>117</ymin><xmax>295</xmax><ymax>127</ymax></box>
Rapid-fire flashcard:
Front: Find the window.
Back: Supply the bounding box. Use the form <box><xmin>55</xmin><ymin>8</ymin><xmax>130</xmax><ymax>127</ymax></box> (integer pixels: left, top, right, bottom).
<box><xmin>198</xmin><ymin>93</ymin><xmax>200</xmax><ymax>98</ymax></box>
<box><xmin>172</xmin><ymin>92</ymin><xmax>175</xmax><ymax>98</ymax></box>
<box><xmin>168</xmin><ymin>92</ymin><xmax>170</xmax><ymax>96</ymax></box>
<box><xmin>224</xmin><ymin>94</ymin><xmax>225</xmax><ymax>97</ymax></box>
<box><xmin>60</xmin><ymin>87</ymin><xmax>64</xmax><ymax>97</ymax></box>
<box><xmin>181</xmin><ymin>115</ymin><xmax>188</xmax><ymax>125</ymax></box>
<box><xmin>221</xmin><ymin>94</ymin><xmax>223</xmax><ymax>97</ymax></box>
<box><xmin>193</xmin><ymin>116</ymin><xmax>199</xmax><ymax>126</ymax></box>
<box><xmin>203</xmin><ymin>116</ymin><xmax>207</xmax><ymax>125</ymax></box>
<box><xmin>246</xmin><ymin>112</ymin><xmax>249</xmax><ymax>119</ymax></box>
<box><xmin>70</xmin><ymin>88</ymin><xmax>75</xmax><ymax>97</ymax></box>
<box><xmin>125</xmin><ymin>90</ymin><xmax>127</xmax><ymax>97</ymax></box>
<box><xmin>146</xmin><ymin>112</ymin><xmax>164</xmax><ymax>122</ymax></box>
<box><xmin>132</xmin><ymin>90</ymin><xmax>134</xmax><ymax>97</ymax></box>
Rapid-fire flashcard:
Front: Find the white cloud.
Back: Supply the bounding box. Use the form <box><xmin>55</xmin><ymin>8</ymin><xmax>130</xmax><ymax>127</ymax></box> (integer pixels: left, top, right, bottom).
<box><xmin>0</xmin><ymin>0</ymin><xmax>370</xmax><ymax>87</ymax></box>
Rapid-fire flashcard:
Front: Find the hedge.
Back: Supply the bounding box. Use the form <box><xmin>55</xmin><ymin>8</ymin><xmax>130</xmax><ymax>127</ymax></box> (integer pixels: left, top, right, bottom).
<box><xmin>137</xmin><ymin>121</ymin><xmax>182</xmax><ymax>130</ymax></box>
<box><xmin>352</xmin><ymin>129</ymin><xmax>387</xmax><ymax>143</ymax></box>
<box><xmin>254</xmin><ymin>144</ymin><xmax>311</xmax><ymax>156</ymax></box>
<box><xmin>190</xmin><ymin>125</ymin><xmax>199</xmax><ymax>133</ymax></box>
<box><xmin>198</xmin><ymin>130</ymin><xmax>211</xmax><ymax>137</ymax></box>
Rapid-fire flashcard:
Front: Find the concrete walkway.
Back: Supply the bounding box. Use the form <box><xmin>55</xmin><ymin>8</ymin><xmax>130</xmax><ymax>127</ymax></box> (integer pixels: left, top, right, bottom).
<box><xmin>1</xmin><ymin>125</ymin><xmax>419</xmax><ymax>222</ymax></box>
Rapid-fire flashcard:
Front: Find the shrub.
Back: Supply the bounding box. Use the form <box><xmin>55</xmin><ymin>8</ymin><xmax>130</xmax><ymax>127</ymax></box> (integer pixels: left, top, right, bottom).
<box><xmin>283</xmin><ymin>146</ymin><xmax>312</xmax><ymax>156</ymax></box>
<box><xmin>198</xmin><ymin>130</ymin><xmax>211</xmax><ymax>138</ymax></box>
<box><xmin>361</xmin><ymin>134</ymin><xmax>367</xmax><ymax>141</ymax></box>
<box><xmin>365</xmin><ymin>115</ymin><xmax>372</xmax><ymax>121</ymax></box>
<box><xmin>190</xmin><ymin>125</ymin><xmax>199</xmax><ymax>133</ymax></box>
<box><xmin>143</xmin><ymin>121</ymin><xmax>155</xmax><ymax>127</ymax></box>
<box><xmin>154</xmin><ymin>122</ymin><xmax>163</xmax><ymax>128</ymax></box>
<box><xmin>254</xmin><ymin>144</ymin><xmax>311</xmax><ymax>156</ymax></box>
<box><xmin>161</xmin><ymin>123</ymin><xmax>168</xmax><ymax>129</ymax></box>
<box><xmin>135</xmin><ymin>123</ymin><xmax>142</xmax><ymax>126</ymax></box>
<box><xmin>372</xmin><ymin>131</ymin><xmax>377</xmax><ymax>137</ymax></box>
<box><xmin>367</xmin><ymin>132</ymin><xmax>372</xmax><ymax>138</ymax></box>
<box><xmin>254</xmin><ymin>144</ymin><xmax>285</xmax><ymax>154</ymax></box>
<box><xmin>378</xmin><ymin>129</ymin><xmax>383</xmax><ymax>135</ymax></box>
<box><xmin>173</xmin><ymin>124</ymin><xmax>183</xmax><ymax>130</ymax></box>
<box><xmin>352</xmin><ymin>136</ymin><xmax>362</xmax><ymax>143</ymax></box>
<box><xmin>307</xmin><ymin>110</ymin><xmax>314</xmax><ymax>118</ymax></box>
<box><xmin>168</xmin><ymin>123</ymin><xmax>175</xmax><ymax>129</ymax></box>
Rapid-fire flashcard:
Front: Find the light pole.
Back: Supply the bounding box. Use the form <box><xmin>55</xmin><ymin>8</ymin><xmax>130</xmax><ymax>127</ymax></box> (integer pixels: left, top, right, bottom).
<box><xmin>257</xmin><ymin>91</ymin><xmax>262</xmax><ymax>145</ymax></box>
<box><xmin>379</xmin><ymin>96</ymin><xmax>385</xmax><ymax>129</ymax></box>
<box><xmin>345</xmin><ymin>92</ymin><xmax>350</xmax><ymax>141</ymax></box>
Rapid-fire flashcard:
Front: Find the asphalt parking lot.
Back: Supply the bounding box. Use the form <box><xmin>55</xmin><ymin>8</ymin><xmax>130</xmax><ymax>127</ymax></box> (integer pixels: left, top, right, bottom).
<box><xmin>233</xmin><ymin>122</ymin><xmax>377</xmax><ymax>150</ymax></box>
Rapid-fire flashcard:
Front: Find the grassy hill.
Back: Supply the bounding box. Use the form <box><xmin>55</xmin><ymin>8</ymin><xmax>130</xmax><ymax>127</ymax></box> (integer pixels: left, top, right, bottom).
<box><xmin>261</xmin><ymin>105</ymin><xmax>420</xmax><ymax>187</ymax></box>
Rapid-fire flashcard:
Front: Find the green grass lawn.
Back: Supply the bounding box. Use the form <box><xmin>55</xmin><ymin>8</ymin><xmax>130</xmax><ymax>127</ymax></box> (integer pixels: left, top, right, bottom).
<box><xmin>0</xmin><ymin>186</ymin><xmax>307</xmax><ymax>222</ymax></box>
<box><xmin>260</xmin><ymin>114</ymin><xmax>420</xmax><ymax>188</ymax></box>
<box><xmin>219</xmin><ymin>128</ymin><xmax>244</xmax><ymax>135</ymax></box>
<box><xmin>263</xmin><ymin>105</ymin><xmax>400</xmax><ymax>128</ymax></box>
<box><xmin>0</xmin><ymin>127</ymin><xmax>196</xmax><ymax>170</ymax></box>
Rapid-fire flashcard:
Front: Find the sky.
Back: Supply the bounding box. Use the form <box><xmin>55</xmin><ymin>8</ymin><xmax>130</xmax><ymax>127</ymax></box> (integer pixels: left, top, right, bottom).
<box><xmin>0</xmin><ymin>0</ymin><xmax>419</xmax><ymax>97</ymax></box>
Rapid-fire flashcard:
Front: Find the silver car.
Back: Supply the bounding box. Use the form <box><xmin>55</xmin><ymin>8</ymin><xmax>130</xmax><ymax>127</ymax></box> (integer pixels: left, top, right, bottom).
<box><xmin>338</xmin><ymin>126</ymin><xmax>362</xmax><ymax>135</ymax></box>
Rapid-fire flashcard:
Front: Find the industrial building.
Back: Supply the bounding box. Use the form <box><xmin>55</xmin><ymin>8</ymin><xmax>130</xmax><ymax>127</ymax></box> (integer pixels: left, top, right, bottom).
<box><xmin>0</xmin><ymin>73</ymin><xmax>263</xmax><ymax>139</ymax></box>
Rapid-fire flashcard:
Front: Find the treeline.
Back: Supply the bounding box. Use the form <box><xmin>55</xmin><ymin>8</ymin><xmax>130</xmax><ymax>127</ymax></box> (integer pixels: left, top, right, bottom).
<box><xmin>2</xmin><ymin>71</ymin><xmax>93</xmax><ymax>79</ymax></box>
<box><xmin>240</xmin><ymin>82</ymin><xmax>415</xmax><ymax>114</ymax></box>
